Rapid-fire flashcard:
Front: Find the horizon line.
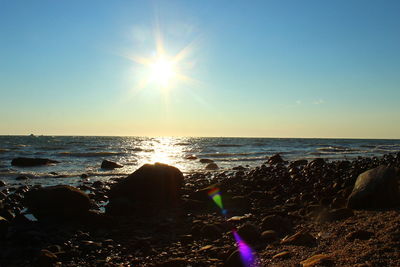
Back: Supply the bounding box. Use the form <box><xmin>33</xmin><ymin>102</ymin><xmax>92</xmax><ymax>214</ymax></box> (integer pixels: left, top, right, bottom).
<box><xmin>0</xmin><ymin>134</ymin><xmax>399</xmax><ymax>141</ymax></box>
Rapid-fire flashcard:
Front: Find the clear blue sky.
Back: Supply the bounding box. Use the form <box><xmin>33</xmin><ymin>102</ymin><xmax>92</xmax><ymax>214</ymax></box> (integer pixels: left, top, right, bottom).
<box><xmin>1</xmin><ymin>0</ymin><xmax>399</xmax><ymax>138</ymax></box>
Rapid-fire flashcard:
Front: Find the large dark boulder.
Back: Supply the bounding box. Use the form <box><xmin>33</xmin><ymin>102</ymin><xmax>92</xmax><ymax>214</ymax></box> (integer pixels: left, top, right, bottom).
<box><xmin>347</xmin><ymin>166</ymin><xmax>400</xmax><ymax>209</ymax></box>
<box><xmin>101</xmin><ymin>160</ymin><xmax>123</xmax><ymax>169</ymax></box>
<box><xmin>107</xmin><ymin>163</ymin><xmax>184</xmax><ymax>213</ymax></box>
<box><xmin>24</xmin><ymin>185</ymin><xmax>91</xmax><ymax>220</ymax></box>
<box><xmin>11</xmin><ymin>157</ymin><xmax>59</xmax><ymax>167</ymax></box>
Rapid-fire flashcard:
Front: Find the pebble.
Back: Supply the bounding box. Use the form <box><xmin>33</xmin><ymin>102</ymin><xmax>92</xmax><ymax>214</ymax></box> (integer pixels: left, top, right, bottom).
<box><xmin>300</xmin><ymin>254</ymin><xmax>333</xmax><ymax>267</ymax></box>
<box><xmin>346</xmin><ymin>230</ymin><xmax>374</xmax><ymax>241</ymax></box>
<box><xmin>261</xmin><ymin>230</ymin><xmax>278</xmax><ymax>242</ymax></box>
<box><xmin>272</xmin><ymin>251</ymin><xmax>290</xmax><ymax>259</ymax></box>
<box><xmin>281</xmin><ymin>231</ymin><xmax>316</xmax><ymax>246</ymax></box>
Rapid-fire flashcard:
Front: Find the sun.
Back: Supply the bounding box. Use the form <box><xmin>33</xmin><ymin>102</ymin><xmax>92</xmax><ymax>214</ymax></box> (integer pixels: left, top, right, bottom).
<box><xmin>149</xmin><ymin>56</ymin><xmax>176</xmax><ymax>88</ymax></box>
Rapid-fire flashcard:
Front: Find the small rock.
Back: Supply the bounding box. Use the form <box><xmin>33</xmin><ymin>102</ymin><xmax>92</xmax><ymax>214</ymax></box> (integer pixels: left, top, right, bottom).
<box><xmin>101</xmin><ymin>160</ymin><xmax>123</xmax><ymax>169</ymax></box>
<box><xmin>80</xmin><ymin>173</ymin><xmax>89</xmax><ymax>179</ymax></box>
<box><xmin>300</xmin><ymin>254</ymin><xmax>333</xmax><ymax>267</ymax></box>
<box><xmin>16</xmin><ymin>175</ymin><xmax>29</xmax><ymax>181</ymax></box>
<box><xmin>200</xmin><ymin>224</ymin><xmax>222</xmax><ymax>240</ymax></box>
<box><xmin>0</xmin><ymin>180</ymin><xmax>6</xmax><ymax>187</ymax></box>
<box><xmin>272</xmin><ymin>251</ymin><xmax>290</xmax><ymax>259</ymax></box>
<box><xmin>345</xmin><ymin>230</ymin><xmax>373</xmax><ymax>241</ymax></box>
<box><xmin>281</xmin><ymin>231</ymin><xmax>316</xmax><ymax>246</ymax></box>
<box><xmin>200</xmin><ymin>158</ymin><xmax>214</xmax><ymax>164</ymax></box>
<box><xmin>36</xmin><ymin>249</ymin><xmax>58</xmax><ymax>267</ymax></box>
<box><xmin>205</xmin><ymin>163</ymin><xmax>219</xmax><ymax>170</ymax></box>
<box><xmin>185</xmin><ymin>155</ymin><xmax>197</xmax><ymax>160</ymax></box>
<box><xmin>268</xmin><ymin>154</ymin><xmax>284</xmax><ymax>165</ymax></box>
<box><xmin>224</xmin><ymin>250</ymin><xmax>245</xmax><ymax>267</ymax></box>
<box><xmin>261</xmin><ymin>230</ymin><xmax>278</xmax><ymax>242</ymax></box>
<box><xmin>11</xmin><ymin>157</ymin><xmax>59</xmax><ymax>167</ymax></box>
<box><xmin>92</xmin><ymin>181</ymin><xmax>103</xmax><ymax>188</ymax></box>
<box><xmin>261</xmin><ymin>215</ymin><xmax>292</xmax><ymax>235</ymax></box>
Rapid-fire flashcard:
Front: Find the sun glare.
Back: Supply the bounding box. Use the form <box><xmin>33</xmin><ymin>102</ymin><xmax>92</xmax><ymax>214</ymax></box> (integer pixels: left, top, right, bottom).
<box><xmin>149</xmin><ymin>57</ymin><xmax>176</xmax><ymax>88</ymax></box>
<box><xmin>126</xmin><ymin>27</ymin><xmax>198</xmax><ymax>94</ymax></box>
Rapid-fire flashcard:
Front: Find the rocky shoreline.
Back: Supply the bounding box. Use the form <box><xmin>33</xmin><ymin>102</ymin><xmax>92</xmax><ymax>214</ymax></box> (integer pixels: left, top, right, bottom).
<box><xmin>0</xmin><ymin>154</ymin><xmax>400</xmax><ymax>266</ymax></box>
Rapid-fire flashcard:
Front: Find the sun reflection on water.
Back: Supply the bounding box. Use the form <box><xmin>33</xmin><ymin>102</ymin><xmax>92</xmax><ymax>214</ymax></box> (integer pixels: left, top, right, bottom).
<box><xmin>139</xmin><ymin>137</ymin><xmax>187</xmax><ymax>171</ymax></box>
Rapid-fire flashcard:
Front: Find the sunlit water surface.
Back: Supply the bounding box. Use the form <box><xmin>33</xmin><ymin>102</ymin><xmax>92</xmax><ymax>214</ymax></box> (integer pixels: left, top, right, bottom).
<box><xmin>0</xmin><ymin>136</ymin><xmax>400</xmax><ymax>187</ymax></box>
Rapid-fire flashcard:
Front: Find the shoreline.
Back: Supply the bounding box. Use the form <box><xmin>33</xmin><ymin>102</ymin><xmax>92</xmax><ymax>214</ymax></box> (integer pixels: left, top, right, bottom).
<box><xmin>0</xmin><ymin>154</ymin><xmax>399</xmax><ymax>266</ymax></box>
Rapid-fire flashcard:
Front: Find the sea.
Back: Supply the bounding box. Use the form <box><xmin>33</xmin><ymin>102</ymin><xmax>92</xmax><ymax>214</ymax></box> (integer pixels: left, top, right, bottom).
<box><xmin>1</xmin><ymin>135</ymin><xmax>400</xmax><ymax>187</ymax></box>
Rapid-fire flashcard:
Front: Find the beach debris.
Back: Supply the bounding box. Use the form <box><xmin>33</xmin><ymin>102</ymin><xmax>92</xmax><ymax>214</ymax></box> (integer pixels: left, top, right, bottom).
<box><xmin>347</xmin><ymin>165</ymin><xmax>400</xmax><ymax>209</ymax></box>
<box><xmin>11</xmin><ymin>157</ymin><xmax>60</xmax><ymax>167</ymax></box>
<box><xmin>101</xmin><ymin>160</ymin><xmax>123</xmax><ymax>169</ymax></box>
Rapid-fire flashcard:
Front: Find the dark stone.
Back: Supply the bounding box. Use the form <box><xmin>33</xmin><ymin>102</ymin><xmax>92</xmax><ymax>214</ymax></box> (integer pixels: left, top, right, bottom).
<box><xmin>24</xmin><ymin>185</ymin><xmax>91</xmax><ymax>220</ymax></box>
<box><xmin>347</xmin><ymin>166</ymin><xmax>400</xmax><ymax>209</ymax></box>
<box><xmin>101</xmin><ymin>160</ymin><xmax>123</xmax><ymax>169</ymax></box>
<box><xmin>261</xmin><ymin>230</ymin><xmax>278</xmax><ymax>242</ymax></box>
<box><xmin>308</xmin><ymin>158</ymin><xmax>325</xmax><ymax>168</ymax></box>
<box><xmin>185</xmin><ymin>155</ymin><xmax>197</xmax><ymax>160</ymax></box>
<box><xmin>200</xmin><ymin>224</ymin><xmax>222</xmax><ymax>240</ymax></box>
<box><xmin>108</xmin><ymin>163</ymin><xmax>184</xmax><ymax>211</ymax></box>
<box><xmin>268</xmin><ymin>154</ymin><xmax>284</xmax><ymax>165</ymax></box>
<box><xmin>80</xmin><ymin>173</ymin><xmax>89</xmax><ymax>179</ymax></box>
<box><xmin>0</xmin><ymin>180</ymin><xmax>5</xmax><ymax>187</ymax></box>
<box><xmin>224</xmin><ymin>250</ymin><xmax>246</xmax><ymax>267</ymax></box>
<box><xmin>346</xmin><ymin>230</ymin><xmax>374</xmax><ymax>241</ymax></box>
<box><xmin>11</xmin><ymin>157</ymin><xmax>59</xmax><ymax>167</ymax></box>
<box><xmin>36</xmin><ymin>249</ymin><xmax>58</xmax><ymax>267</ymax></box>
<box><xmin>92</xmin><ymin>181</ymin><xmax>103</xmax><ymax>188</ymax></box>
<box><xmin>205</xmin><ymin>163</ymin><xmax>219</xmax><ymax>170</ymax></box>
<box><xmin>199</xmin><ymin>158</ymin><xmax>214</xmax><ymax>164</ymax></box>
<box><xmin>16</xmin><ymin>175</ymin><xmax>29</xmax><ymax>181</ymax></box>
<box><xmin>281</xmin><ymin>231</ymin><xmax>316</xmax><ymax>246</ymax></box>
<box><xmin>261</xmin><ymin>215</ymin><xmax>292</xmax><ymax>235</ymax></box>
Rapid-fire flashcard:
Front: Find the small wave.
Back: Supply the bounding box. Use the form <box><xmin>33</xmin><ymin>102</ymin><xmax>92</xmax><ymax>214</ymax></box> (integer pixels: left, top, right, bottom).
<box><xmin>58</xmin><ymin>151</ymin><xmax>125</xmax><ymax>157</ymax></box>
<box><xmin>316</xmin><ymin>146</ymin><xmax>359</xmax><ymax>153</ymax></box>
<box><xmin>127</xmin><ymin>147</ymin><xmax>146</xmax><ymax>152</ymax></box>
<box><xmin>214</xmin><ymin>144</ymin><xmax>243</xmax><ymax>147</ymax></box>
<box><xmin>175</xmin><ymin>142</ymin><xmax>190</xmax><ymax>146</ymax></box>
<box><xmin>217</xmin><ymin>156</ymin><xmax>266</xmax><ymax>162</ymax></box>
<box><xmin>0</xmin><ymin>149</ymin><xmax>9</xmax><ymax>153</ymax></box>
<box><xmin>36</xmin><ymin>146</ymin><xmax>66</xmax><ymax>151</ymax></box>
<box><xmin>375</xmin><ymin>145</ymin><xmax>400</xmax><ymax>150</ymax></box>
<box><xmin>201</xmin><ymin>151</ymin><xmax>267</xmax><ymax>158</ymax></box>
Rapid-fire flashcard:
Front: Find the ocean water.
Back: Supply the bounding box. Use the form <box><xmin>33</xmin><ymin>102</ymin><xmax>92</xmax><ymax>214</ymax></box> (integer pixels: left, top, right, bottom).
<box><xmin>1</xmin><ymin>135</ymin><xmax>400</xmax><ymax>186</ymax></box>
